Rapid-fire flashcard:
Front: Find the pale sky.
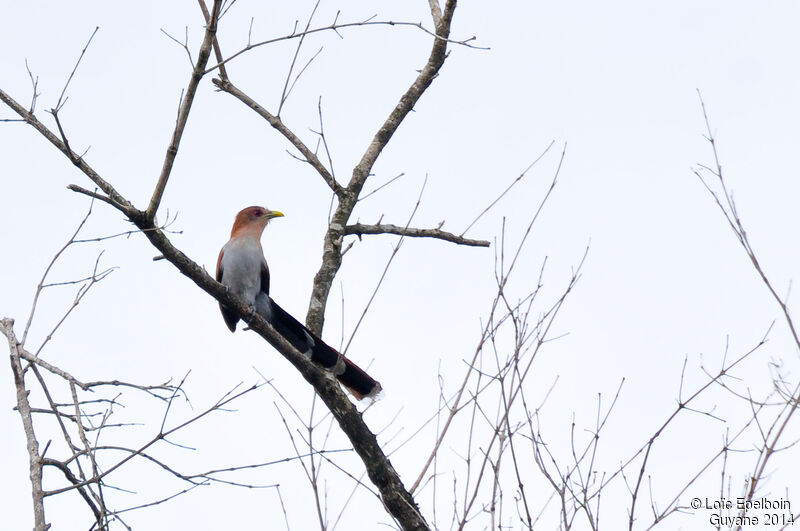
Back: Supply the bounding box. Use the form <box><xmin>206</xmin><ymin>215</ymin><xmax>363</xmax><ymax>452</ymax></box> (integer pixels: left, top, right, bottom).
<box><xmin>2</xmin><ymin>1</ymin><xmax>799</xmax><ymax>529</ymax></box>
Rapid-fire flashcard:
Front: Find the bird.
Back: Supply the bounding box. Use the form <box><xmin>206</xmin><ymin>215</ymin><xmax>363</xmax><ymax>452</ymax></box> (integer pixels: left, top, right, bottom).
<box><xmin>216</xmin><ymin>206</ymin><xmax>381</xmax><ymax>400</ymax></box>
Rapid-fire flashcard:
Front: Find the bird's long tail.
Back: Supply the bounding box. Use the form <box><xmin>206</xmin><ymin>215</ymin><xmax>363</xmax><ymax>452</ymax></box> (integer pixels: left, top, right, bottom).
<box><xmin>260</xmin><ymin>296</ymin><xmax>382</xmax><ymax>400</ymax></box>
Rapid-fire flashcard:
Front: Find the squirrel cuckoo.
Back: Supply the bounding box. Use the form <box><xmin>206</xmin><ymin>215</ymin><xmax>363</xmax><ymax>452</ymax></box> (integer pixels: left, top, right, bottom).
<box><xmin>216</xmin><ymin>206</ymin><xmax>381</xmax><ymax>400</ymax></box>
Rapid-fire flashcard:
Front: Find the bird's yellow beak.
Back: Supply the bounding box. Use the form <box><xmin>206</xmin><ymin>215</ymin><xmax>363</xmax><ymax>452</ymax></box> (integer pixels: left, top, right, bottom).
<box><xmin>267</xmin><ymin>210</ymin><xmax>284</xmax><ymax>219</ymax></box>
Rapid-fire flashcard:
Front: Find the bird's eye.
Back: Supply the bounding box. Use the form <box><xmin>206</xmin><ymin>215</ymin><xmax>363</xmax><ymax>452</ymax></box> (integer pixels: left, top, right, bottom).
<box><xmin>252</xmin><ymin>209</ymin><xmax>263</xmax><ymax>217</ymax></box>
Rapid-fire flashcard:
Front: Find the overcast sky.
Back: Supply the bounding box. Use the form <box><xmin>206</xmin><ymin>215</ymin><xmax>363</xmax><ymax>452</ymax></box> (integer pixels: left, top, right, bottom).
<box><xmin>2</xmin><ymin>1</ymin><xmax>800</xmax><ymax>529</ymax></box>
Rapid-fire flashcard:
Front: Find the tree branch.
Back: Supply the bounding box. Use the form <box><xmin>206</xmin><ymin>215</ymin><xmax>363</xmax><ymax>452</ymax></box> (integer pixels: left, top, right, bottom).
<box><xmin>197</xmin><ymin>0</ymin><xmax>229</xmax><ymax>81</ymax></box>
<box><xmin>694</xmin><ymin>92</ymin><xmax>800</xmax><ymax>512</ymax></box>
<box><xmin>307</xmin><ymin>0</ymin><xmax>459</xmax><ymax>334</ymax></box>
<box><xmin>1</xmin><ymin>318</ymin><xmax>48</xmax><ymax>531</ymax></box>
<box><xmin>345</xmin><ymin>222</ymin><xmax>489</xmax><ymax>247</ymax></box>
<box><xmin>0</xmin><ymin>88</ymin><xmax>134</xmax><ymax>213</ymax></box>
<box><xmin>428</xmin><ymin>0</ymin><xmax>443</xmax><ymax>30</ymax></box>
<box><xmin>205</xmin><ymin>16</ymin><xmax>481</xmax><ymax>76</ymax></box>
<box><xmin>145</xmin><ymin>0</ymin><xmax>221</xmax><ymax>221</ymax></box>
<box><xmin>211</xmin><ymin>78</ymin><xmax>343</xmax><ymax>196</ymax></box>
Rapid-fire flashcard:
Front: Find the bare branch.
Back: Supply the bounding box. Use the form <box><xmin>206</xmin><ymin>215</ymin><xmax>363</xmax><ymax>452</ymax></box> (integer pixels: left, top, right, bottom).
<box><xmin>25</xmin><ymin>59</ymin><xmax>40</xmax><ymax>113</ymax></box>
<box><xmin>206</xmin><ymin>16</ymin><xmax>484</xmax><ymax>76</ymax></box>
<box><xmin>343</xmin><ymin>176</ymin><xmax>428</xmax><ymax>355</ymax></box>
<box><xmin>461</xmin><ymin>141</ymin><xmax>555</xmax><ymax>237</ymax></box>
<box><xmin>159</xmin><ymin>27</ymin><xmax>195</xmax><ymax>67</ymax></box>
<box><xmin>198</xmin><ymin>0</ymin><xmax>229</xmax><ymax>81</ymax></box>
<box><xmin>695</xmin><ymin>91</ymin><xmax>800</xmax><ymax>350</ymax></box>
<box><xmin>358</xmin><ymin>172</ymin><xmax>406</xmax><ymax>202</ymax></box>
<box><xmin>66</xmin><ymin>184</ymin><xmax>117</xmax><ymax>207</ymax></box>
<box><xmin>43</xmin><ymin>380</ymin><xmax>262</xmax><ymax>497</ymax></box>
<box><xmin>307</xmin><ymin>0</ymin><xmax>460</xmax><ymax>335</ymax></box>
<box><xmin>34</xmin><ymin>250</ymin><xmax>115</xmax><ymax>357</ymax></box>
<box><xmin>278</xmin><ymin>0</ymin><xmax>321</xmax><ymax>116</ymax></box>
<box><xmin>410</xmin><ymin>150</ymin><xmax>567</xmax><ymax>496</ymax></box>
<box><xmin>345</xmin><ymin>222</ymin><xmax>489</xmax><ymax>247</ymax></box>
<box><xmin>0</xmin><ymin>87</ymin><xmax>136</xmax><ymax>213</ymax></box>
<box><xmin>428</xmin><ymin>0</ymin><xmax>443</xmax><ymax>29</ymax></box>
<box><xmin>1</xmin><ymin>318</ymin><xmax>47</xmax><ymax>531</ymax></box>
<box><xmin>54</xmin><ymin>27</ymin><xmax>99</xmax><ymax>112</ymax></box>
<box><xmin>694</xmin><ymin>91</ymin><xmax>800</xmax><ymax>513</ymax></box>
<box><xmin>21</xmin><ymin>199</ymin><xmax>95</xmax><ymax>345</ymax></box>
<box><xmin>312</xmin><ymin>96</ymin><xmax>337</xmax><ymax>182</ymax></box>
<box><xmin>146</xmin><ymin>0</ymin><xmax>222</xmax><ymax>221</ymax></box>
<box><xmin>212</xmin><ymin>78</ymin><xmax>343</xmax><ymax>195</ymax></box>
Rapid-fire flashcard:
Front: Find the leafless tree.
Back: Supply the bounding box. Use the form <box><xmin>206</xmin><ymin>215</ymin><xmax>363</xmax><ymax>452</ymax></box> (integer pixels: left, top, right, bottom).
<box><xmin>1</xmin><ymin>1</ymin><xmax>521</xmax><ymax>529</ymax></box>
<box><xmin>2</xmin><ymin>2</ymin><xmax>799</xmax><ymax>531</ymax></box>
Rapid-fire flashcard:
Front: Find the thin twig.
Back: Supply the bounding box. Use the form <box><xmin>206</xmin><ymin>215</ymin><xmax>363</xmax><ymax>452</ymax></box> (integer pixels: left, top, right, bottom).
<box><xmin>54</xmin><ymin>27</ymin><xmax>99</xmax><ymax>112</ymax></box>
<box><xmin>278</xmin><ymin>0</ymin><xmax>321</xmax><ymax>116</ymax></box>
<box><xmin>343</xmin><ymin>176</ymin><xmax>427</xmax><ymax>355</ymax></box>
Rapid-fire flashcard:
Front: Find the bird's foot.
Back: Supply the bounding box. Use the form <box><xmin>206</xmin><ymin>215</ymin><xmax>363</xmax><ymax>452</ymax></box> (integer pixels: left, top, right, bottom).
<box><xmin>240</xmin><ymin>305</ymin><xmax>258</xmax><ymax>331</ymax></box>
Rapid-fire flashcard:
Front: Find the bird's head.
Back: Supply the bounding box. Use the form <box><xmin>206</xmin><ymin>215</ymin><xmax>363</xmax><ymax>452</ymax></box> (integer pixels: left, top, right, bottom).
<box><xmin>230</xmin><ymin>205</ymin><xmax>284</xmax><ymax>237</ymax></box>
